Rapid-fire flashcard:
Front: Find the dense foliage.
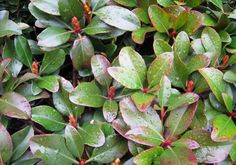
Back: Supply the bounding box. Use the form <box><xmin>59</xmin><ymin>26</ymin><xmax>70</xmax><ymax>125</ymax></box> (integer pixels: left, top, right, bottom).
<box><xmin>0</xmin><ymin>0</ymin><xmax>236</xmax><ymax>164</ymax></box>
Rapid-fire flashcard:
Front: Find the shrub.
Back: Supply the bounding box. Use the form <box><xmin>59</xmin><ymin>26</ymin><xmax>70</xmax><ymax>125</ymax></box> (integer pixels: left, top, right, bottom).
<box><xmin>0</xmin><ymin>0</ymin><xmax>236</xmax><ymax>164</ymax></box>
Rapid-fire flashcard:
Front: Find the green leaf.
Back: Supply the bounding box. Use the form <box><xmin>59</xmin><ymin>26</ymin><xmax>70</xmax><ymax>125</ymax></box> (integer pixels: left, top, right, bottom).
<box><xmin>65</xmin><ymin>125</ymin><xmax>84</xmax><ymax>159</ymax></box>
<box><xmin>153</xmin><ymin>39</ymin><xmax>172</xmax><ymax>56</ymax></box>
<box><xmin>187</xmin><ymin>55</ymin><xmax>210</xmax><ymax>74</ymax></box>
<box><xmin>37</xmin><ymin>27</ymin><xmax>71</xmax><ymax>48</ymax></box>
<box><xmin>83</xmin><ymin>16</ymin><xmax>125</xmax><ymax>39</ymax></box>
<box><xmin>32</xmin><ymin>105</ymin><xmax>66</xmax><ymax>131</ymax></box>
<box><xmin>191</xmin><ymin>100</ymin><xmax>207</xmax><ymax>129</ymax></box>
<box><xmin>160</xmin><ymin>147</ymin><xmax>197</xmax><ymax>165</ymax></box>
<box><xmin>147</xmin><ymin>52</ymin><xmax>173</xmax><ymax>88</ymax></box>
<box><xmin>0</xmin><ymin>19</ymin><xmax>21</xmax><ymax>37</ymax></box>
<box><xmin>29</xmin><ymin>134</ymin><xmax>76</xmax><ymax>165</ymax></box>
<box><xmin>0</xmin><ymin>123</ymin><xmax>13</xmax><ymax>163</ymax></box>
<box><xmin>40</xmin><ymin>49</ymin><xmax>66</xmax><ymax>75</ymax></box>
<box><xmin>31</xmin><ymin>0</ymin><xmax>59</xmax><ymax>15</ymax></box>
<box><xmin>185</xmin><ymin>0</ymin><xmax>203</xmax><ymax>7</ymax></box>
<box><xmin>156</xmin><ymin>0</ymin><xmax>174</xmax><ymax>7</ymax></box>
<box><xmin>95</xmin><ymin>5</ymin><xmax>141</xmax><ymax>31</ymax></box>
<box><xmin>132</xmin><ymin>26</ymin><xmax>156</xmax><ymax>44</ymax></box>
<box><xmin>120</xmin><ymin>97</ymin><xmax>162</xmax><ymax>132</ymax></box>
<box><xmin>0</xmin><ymin>92</ymin><xmax>31</xmax><ymax>119</ymax></box>
<box><xmin>11</xmin><ymin>126</ymin><xmax>34</xmax><ymax>161</ymax></box>
<box><xmin>199</xmin><ymin>67</ymin><xmax>231</xmax><ymax>103</ymax></box>
<box><xmin>53</xmin><ymin>77</ymin><xmax>84</xmax><ymax>117</ymax></box>
<box><xmin>222</xmin><ymin>93</ymin><xmax>233</xmax><ymax>113</ymax></box>
<box><xmin>230</xmin><ymin>141</ymin><xmax>236</xmax><ymax>161</ymax></box>
<box><xmin>191</xmin><ymin>39</ymin><xmax>205</xmax><ymax>54</ymax></box>
<box><xmin>113</xmin><ymin>0</ymin><xmax>137</xmax><ymax>7</ymax></box>
<box><xmin>158</xmin><ymin>75</ymin><xmax>171</xmax><ymax>108</ymax></box>
<box><xmin>223</xmin><ymin>70</ymin><xmax>236</xmax><ymax>84</ymax></box>
<box><xmin>181</xmin><ymin>11</ymin><xmax>203</xmax><ymax>35</ymax></box>
<box><xmin>119</xmin><ymin>47</ymin><xmax>147</xmax><ymax>85</ymax></box>
<box><xmin>183</xmin><ymin>130</ymin><xmax>232</xmax><ymax>163</ymax></box>
<box><xmin>79</xmin><ymin>123</ymin><xmax>105</xmax><ymax>147</ymax></box>
<box><xmin>125</xmin><ymin>126</ymin><xmax>164</xmax><ymax>146</ymax></box>
<box><xmin>131</xmin><ymin>91</ymin><xmax>155</xmax><ymax>112</ymax></box>
<box><xmin>14</xmin><ymin>36</ymin><xmax>33</xmax><ymax>68</ymax></box>
<box><xmin>58</xmin><ymin>0</ymin><xmax>83</xmax><ymax>21</ymax></box>
<box><xmin>88</xmin><ymin>135</ymin><xmax>128</xmax><ymax>163</ymax></box>
<box><xmin>134</xmin><ymin>147</ymin><xmax>164</xmax><ymax>165</ymax></box>
<box><xmin>133</xmin><ymin>8</ymin><xmax>150</xmax><ymax>24</ymax></box>
<box><xmin>165</xmin><ymin>103</ymin><xmax>198</xmax><ymax>136</ymax></box>
<box><xmin>91</xmin><ymin>0</ymin><xmax>109</xmax><ymax>11</ymax></box>
<box><xmin>173</xmin><ymin>11</ymin><xmax>188</xmax><ymax>30</ymax></box>
<box><xmin>91</xmin><ymin>55</ymin><xmax>112</xmax><ymax>87</ymax></box>
<box><xmin>11</xmin><ymin>151</ymin><xmax>40</xmax><ymax>165</ymax></box>
<box><xmin>103</xmin><ymin>100</ymin><xmax>118</xmax><ymax>122</ymax></box>
<box><xmin>174</xmin><ymin>31</ymin><xmax>190</xmax><ymax>61</ymax></box>
<box><xmin>208</xmin><ymin>0</ymin><xmax>223</xmax><ymax>9</ymax></box>
<box><xmin>37</xmin><ymin>75</ymin><xmax>59</xmax><ymax>93</ymax></box>
<box><xmin>108</xmin><ymin>67</ymin><xmax>143</xmax><ymax>89</ymax></box>
<box><xmin>201</xmin><ymin>27</ymin><xmax>222</xmax><ymax>53</ymax></box>
<box><xmin>70</xmin><ymin>36</ymin><xmax>94</xmax><ymax>70</ymax></box>
<box><xmin>69</xmin><ymin>82</ymin><xmax>105</xmax><ymax>108</ymax></box>
<box><xmin>148</xmin><ymin>5</ymin><xmax>172</xmax><ymax>33</ymax></box>
<box><xmin>168</xmin><ymin>92</ymin><xmax>199</xmax><ymax>111</ymax></box>
<box><xmin>28</xmin><ymin>3</ymin><xmax>67</xmax><ymax>28</ymax></box>
<box><xmin>211</xmin><ymin>114</ymin><xmax>236</xmax><ymax>142</ymax></box>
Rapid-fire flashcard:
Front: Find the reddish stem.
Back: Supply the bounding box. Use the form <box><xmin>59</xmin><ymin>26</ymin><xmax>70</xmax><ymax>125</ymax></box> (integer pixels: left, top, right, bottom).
<box><xmin>227</xmin><ymin>112</ymin><xmax>236</xmax><ymax>118</ymax></box>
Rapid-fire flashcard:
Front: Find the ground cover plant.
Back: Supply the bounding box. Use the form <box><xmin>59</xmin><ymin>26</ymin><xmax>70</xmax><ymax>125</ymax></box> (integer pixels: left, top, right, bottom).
<box><xmin>0</xmin><ymin>0</ymin><xmax>236</xmax><ymax>164</ymax></box>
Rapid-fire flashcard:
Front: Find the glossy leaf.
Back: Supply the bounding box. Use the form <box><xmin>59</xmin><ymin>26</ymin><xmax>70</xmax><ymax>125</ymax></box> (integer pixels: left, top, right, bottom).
<box><xmin>91</xmin><ymin>55</ymin><xmax>112</xmax><ymax>87</ymax></box>
<box><xmin>87</xmin><ymin>135</ymin><xmax>128</xmax><ymax>163</ymax></box>
<box><xmin>120</xmin><ymin>97</ymin><xmax>162</xmax><ymax>132</ymax></box>
<box><xmin>174</xmin><ymin>31</ymin><xmax>190</xmax><ymax>61</ymax></box>
<box><xmin>108</xmin><ymin>67</ymin><xmax>143</xmax><ymax>89</ymax></box>
<box><xmin>11</xmin><ymin>126</ymin><xmax>34</xmax><ymax>161</ymax></box>
<box><xmin>32</xmin><ymin>105</ymin><xmax>66</xmax><ymax>131</ymax></box>
<box><xmin>0</xmin><ymin>123</ymin><xmax>13</xmax><ymax>163</ymax></box>
<box><xmin>125</xmin><ymin>126</ymin><xmax>164</xmax><ymax>146</ymax></box>
<box><xmin>69</xmin><ymin>82</ymin><xmax>105</xmax><ymax>108</ymax></box>
<box><xmin>167</xmin><ymin>92</ymin><xmax>199</xmax><ymax>111</ymax></box>
<box><xmin>70</xmin><ymin>36</ymin><xmax>94</xmax><ymax>70</ymax></box>
<box><xmin>165</xmin><ymin>103</ymin><xmax>198</xmax><ymax>136</ymax></box>
<box><xmin>208</xmin><ymin>0</ymin><xmax>223</xmax><ymax>9</ymax></box>
<box><xmin>103</xmin><ymin>100</ymin><xmax>118</xmax><ymax>122</ymax></box>
<box><xmin>158</xmin><ymin>75</ymin><xmax>171</xmax><ymax>108</ymax></box>
<box><xmin>199</xmin><ymin>67</ymin><xmax>231</xmax><ymax>103</ymax></box>
<box><xmin>37</xmin><ymin>75</ymin><xmax>59</xmax><ymax>93</ymax></box>
<box><xmin>58</xmin><ymin>0</ymin><xmax>83</xmax><ymax>21</ymax></box>
<box><xmin>148</xmin><ymin>5</ymin><xmax>172</xmax><ymax>33</ymax></box>
<box><xmin>14</xmin><ymin>36</ymin><xmax>33</xmax><ymax>68</ymax></box>
<box><xmin>160</xmin><ymin>147</ymin><xmax>198</xmax><ymax>165</ymax></box>
<box><xmin>119</xmin><ymin>47</ymin><xmax>147</xmax><ymax>84</ymax></box>
<box><xmin>187</xmin><ymin>55</ymin><xmax>210</xmax><ymax>74</ymax></box>
<box><xmin>153</xmin><ymin>39</ymin><xmax>172</xmax><ymax>56</ymax></box>
<box><xmin>40</xmin><ymin>49</ymin><xmax>66</xmax><ymax>75</ymax></box>
<box><xmin>131</xmin><ymin>91</ymin><xmax>155</xmax><ymax>112</ymax></box>
<box><xmin>132</xmin><ymin>27</ymin><xmax>155</xmax><ymax>44</ymax></box>
<box><xmin>95</xmin><ymin>5</ymin><xmax>141</xmax><ymax>31</ymax></box>
<box><xmin>0</xmin><ymin>92</ymin><xmax>31</xmax><ymax>119</ymax></box>
<box><xmin>29</xmin><ymin>134</ymin><xmax>76</xmax><ymax>165</ymax></box>
<box><xmin>65</xmin><ymin>125</ymin><xmax>84</xmax><ymax>159</ymax></box>
<box><xmin>31</xmin><ymin>0</ymin><xmax>59</xmax><ymax>15</ymax></box>
<box><xmin>211</xmin><ymin>114</ymin><xmax>236</xmax><ymax>142</ymax></box>
<box><xmin>147</xmin><ymin>52</ymin><xmax>173</xmax><ymax>88</ymax></box>
<box><xmin>37</xmin><ymin>27</ymin><xmax>71</xmax><ymax>47</ymax></box>
<box><xmin>0</xmin><ymin>19</ymin><xmax>21</xmax><ymax>37</ymax></box>
<box><xmin>79</xmin><ymin>123</ymin><xmax>105</xmax><ymax>147</ymax></box>
<box><xmin>201</xmin><ymin>27</ymin><xmax>222</xmax><ymax>53</ymax></box>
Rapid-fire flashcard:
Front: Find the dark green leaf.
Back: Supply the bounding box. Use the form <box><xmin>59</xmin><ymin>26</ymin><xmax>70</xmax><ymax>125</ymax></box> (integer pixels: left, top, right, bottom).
<box><xmin>131</xmin><ymin>91</ymin><xmax>155</xmax><ymax>112</ymax></box>
<box><xmin>11</xmin><ymin>126</ymin><xmax>34</xmax><ymax>161</ymax></box>
<box><xmin>37</xmin><ymin>75</ymin><xmax>59</xmax><ymax>93</ymax></box>
<box><xmin>29</xmin><ymin>134</ymin><xmax>76</xmax><ymax>165</ymax></box>
<box><xmin>32</xmin><ymin>105</ymin><xmax>66</xmax><ymax>131</ymax></box>
<box><xmin>14</xmin><ymin>36</ymin><xmax>33</xmax><ymax>68</ymax></box>
<box><xmin>69</xmin><ymin>82</ymin><xmax>105</xmax><ymax>108</ymax></box>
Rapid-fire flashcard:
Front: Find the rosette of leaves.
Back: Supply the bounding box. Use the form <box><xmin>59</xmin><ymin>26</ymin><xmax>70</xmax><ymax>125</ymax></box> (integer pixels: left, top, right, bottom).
<box><xmin>28</xmin><ymin>0</ymin><xmax>141</xmax><ymax>71</ymax></box>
